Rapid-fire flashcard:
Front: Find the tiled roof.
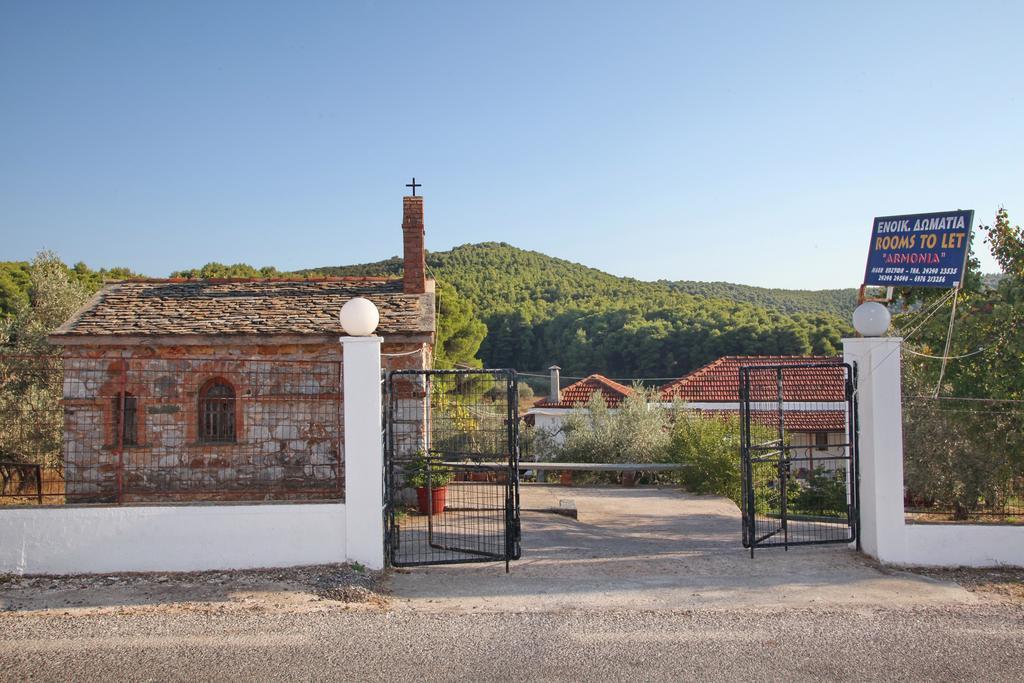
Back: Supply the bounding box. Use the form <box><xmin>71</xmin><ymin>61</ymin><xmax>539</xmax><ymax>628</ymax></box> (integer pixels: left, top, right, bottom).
<box><xmin>687</xmin><ymin>408</ymin><xmax>847</xmax><ymax>432</ymax></box>
<box><xmin>660</xmin><ymin>355</ymin><xmax>845</xmax><ymax>402</ymax></box>
<box><xmin>534</xmin><ymin>374</ymin><xmax>633</xmax><ymax>409</ymax></box>
<box><xmin>50</xmin><ymin>278</ymin><xmax>435</xmax><ymax>338</ymax></box>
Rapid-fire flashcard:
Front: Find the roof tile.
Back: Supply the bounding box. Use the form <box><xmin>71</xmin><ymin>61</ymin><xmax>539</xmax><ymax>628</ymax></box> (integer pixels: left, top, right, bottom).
<box><xmin>687</xmin><ymin>408</ymin><xmax>846</xmax><ymax>432</ymax></box>
<box><xmin>50</xmin><ymin>278</ymin><xmax>435</xmax><ymax>338</ymax></box>
<box><xmin>660</xmin><ymin>355</ymin><xmax>845</xmax><ymax>402</ymax></box>
<box><xmin>534</xmin><ymin>374</ymin><xmax>633</xmax><ymax>409</ymax></box>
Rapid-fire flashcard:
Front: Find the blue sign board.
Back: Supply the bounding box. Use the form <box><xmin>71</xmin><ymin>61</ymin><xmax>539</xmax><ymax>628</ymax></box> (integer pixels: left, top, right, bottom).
<box><xmin>863</xmin><ymin>209</ymin><xmax>974</xmax><ymax>288</ymax></box>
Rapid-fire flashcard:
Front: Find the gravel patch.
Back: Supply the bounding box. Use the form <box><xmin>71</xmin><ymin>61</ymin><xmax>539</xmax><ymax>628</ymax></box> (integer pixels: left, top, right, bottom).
<box><xmin>0</xmin><ymin>563</ymin><xmax>387</xmax><ymax>615</ymax></box>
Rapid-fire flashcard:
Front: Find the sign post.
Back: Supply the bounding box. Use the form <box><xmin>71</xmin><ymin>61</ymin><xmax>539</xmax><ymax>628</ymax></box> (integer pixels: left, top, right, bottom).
<box><xmin>859</xmin><ymin>208</ymin><xmax>975</xmax><ymax>393</ymax></box>
<box><xmin>863</xmin><ymin>209</ymin><xmax>974</xmax><ymax>291</ymax></box>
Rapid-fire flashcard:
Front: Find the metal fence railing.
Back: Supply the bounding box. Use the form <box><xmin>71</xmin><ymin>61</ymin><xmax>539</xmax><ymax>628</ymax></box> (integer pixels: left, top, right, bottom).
<box><xmin>385</xmin><ymin>369</ymin><xmax>520</xmax><ymax>568</ymax></box>
<box><xmin>0</xmin><ymin>352</ymin><xmax>343</xmax><ymax>506</ymax></box>
<box><xmin>903</xmin><ymin>396</ymin><xmax>1024</xmax><ymax>524</ymax></box>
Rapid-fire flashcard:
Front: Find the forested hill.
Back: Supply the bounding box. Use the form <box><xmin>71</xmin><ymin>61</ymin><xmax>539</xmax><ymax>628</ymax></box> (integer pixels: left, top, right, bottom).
<box><xmin>3</xmin><ymin>243</ymin><xmax>856</xmax><ymax>379</ymax></box>
<box><xmin>304</xmin><ymin>243</ymin><xmax>858</xmax><ymax>317</ymax></box>
<box><xmin>658</xmin><ymin>280</ymin><xmax>856</xmax><ymax>317</ymax></box>
<box><xmin>301</xmin><ymin>242</ymin><xmax>856</xmax><ymax>377</ymax></box>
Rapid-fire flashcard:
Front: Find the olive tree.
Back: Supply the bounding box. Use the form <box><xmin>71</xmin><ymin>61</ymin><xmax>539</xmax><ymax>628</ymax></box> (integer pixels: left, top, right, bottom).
<box><xmin>0</xmin><ymin>251</ymin><xmax>88</xmax><ymax>472</ymax></box>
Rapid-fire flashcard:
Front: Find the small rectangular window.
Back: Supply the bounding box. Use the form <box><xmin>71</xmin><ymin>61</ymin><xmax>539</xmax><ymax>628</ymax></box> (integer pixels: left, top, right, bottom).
<box><xmin>814</xmin><ymin>432</ymin><xmax>829</xmax><ymax>451</ymax></box>
<box><xmin>113</xmin><ymin>393</ymin><xmax>138</xmax><ymax>447</ymax></box>
<box><xmin>200</xmin><ymin>380</ymin><xmax>236</xmax><ymax>443</ymax></box>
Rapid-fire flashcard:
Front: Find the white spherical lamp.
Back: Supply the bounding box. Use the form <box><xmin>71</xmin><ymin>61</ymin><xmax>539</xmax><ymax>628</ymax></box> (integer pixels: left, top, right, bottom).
<box><xmin>339</xmin><ymin>297</ymin><xmax>380</xmax><ymax>336</ymax></box>
<box><xmin>852</xmin><ymin>302</ymin><xmax>891</xmax><ymax>337</ymax></box>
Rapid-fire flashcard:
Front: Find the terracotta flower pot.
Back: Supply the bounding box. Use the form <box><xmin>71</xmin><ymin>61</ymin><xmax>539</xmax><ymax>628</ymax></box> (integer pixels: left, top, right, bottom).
<box><xmin>621</xmin><ymin>471</ymin><xmax>637</xmax><ymax>487</ymax></box>
<box><xmin>560</xmin><ymin>471</ymin><xmax>573</xmax><ymax>486</ymax></box>
<box><xmin>416</xmin><ymin>486</ymin><xmax>447</xmax><ymax>515</ymax></box>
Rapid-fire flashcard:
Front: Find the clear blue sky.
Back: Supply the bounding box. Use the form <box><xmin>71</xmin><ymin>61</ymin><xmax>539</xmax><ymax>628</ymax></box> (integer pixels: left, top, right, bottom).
<box><xmin>2</xmin><ymin>1</ymin><xmax>1020</xmax><ymax>288</ymax></box>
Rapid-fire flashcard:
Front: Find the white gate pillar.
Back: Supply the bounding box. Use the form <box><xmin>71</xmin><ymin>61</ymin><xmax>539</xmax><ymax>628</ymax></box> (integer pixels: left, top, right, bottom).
<box><xmin>843</xmin><ymin>336</ymin><xmax>906</xmax><ymax>562</ymax></box>
<box><xmin>340</xmin><ymin>335</ymin><xmax>385</xmax><ymax>570</ymax></box>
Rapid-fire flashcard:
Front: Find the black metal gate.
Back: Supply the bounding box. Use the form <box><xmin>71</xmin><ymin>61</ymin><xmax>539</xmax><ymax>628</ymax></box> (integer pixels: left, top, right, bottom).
<box><xmin>740</xmin><ymin>362</ymin><xmax>858</xmax><ymax>556</ymax></box>
<box><xmin>384</xmin><ymin>369</ymin><xmax>521</xmax><ymax>570</ymax></box>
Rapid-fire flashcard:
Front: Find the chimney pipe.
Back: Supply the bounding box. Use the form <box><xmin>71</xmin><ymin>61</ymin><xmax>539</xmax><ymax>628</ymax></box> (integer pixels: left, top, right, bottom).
<box><xmin>402</xmin><ymin>195</ymin><xmax>426</xmax><ymax>294</ymax></box>
<box><xmin>549</xmin><ymin>365</ymin><xmax>561</xmax><ymax>403</ymax></box>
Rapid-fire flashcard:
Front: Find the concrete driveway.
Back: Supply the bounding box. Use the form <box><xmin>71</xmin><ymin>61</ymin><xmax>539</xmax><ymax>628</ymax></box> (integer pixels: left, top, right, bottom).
<box><xmin>389</xmin><ymin>485</ymin><xmax>974</xmax><ymax>612</ymax></box>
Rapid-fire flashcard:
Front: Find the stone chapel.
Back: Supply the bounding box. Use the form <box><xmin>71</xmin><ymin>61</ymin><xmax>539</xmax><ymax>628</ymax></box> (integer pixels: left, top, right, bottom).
<box><xmin>48</xmin><ymin>194</ymin><xmax>435</xmax><ymax>502</ymax></box>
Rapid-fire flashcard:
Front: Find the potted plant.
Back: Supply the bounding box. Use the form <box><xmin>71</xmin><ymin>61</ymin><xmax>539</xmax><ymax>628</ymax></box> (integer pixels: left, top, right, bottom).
<box><xmin>406</xmin><ymin>451</ymin><xmax>454</xmax><ymax>515</ymax></box>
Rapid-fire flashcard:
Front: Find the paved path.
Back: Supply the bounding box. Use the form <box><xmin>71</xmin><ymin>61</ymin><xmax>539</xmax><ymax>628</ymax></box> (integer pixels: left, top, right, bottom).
<box><xmin>389</xmin><ymin>486</ymin><xmax>975</xmax><ymax>611</ymax></box>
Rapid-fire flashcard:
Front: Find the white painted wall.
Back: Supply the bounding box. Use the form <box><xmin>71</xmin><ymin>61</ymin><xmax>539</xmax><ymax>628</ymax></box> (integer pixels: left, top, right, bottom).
<box><xmin>787</xmin><ymin>432</ymin><xmax>845</xmax><ymax>474</ymax></box>
<box><xmin>901</xmin><ymin>524</ymin><xmax>1024</xmax><ymax>567</ymax></box>
<box><xmin>340</xmin><ymin>335</ymin><xmax>385</xmax><ymax>570</ymax></box>
<box><xmin>0</xmin><ymin>503</ymin><xmax>346</xmax><ymax>575</ymax></box>
<box><xmin>0</xmin><ymin>333</ymin><xmax>390</xmax><ymax>576</ymax></box>
<box><xmin>530</xmin><ymin>411</ymin><xmax>570</xmax><ymax>447</ymax></box>
<box><xmin>844</xmin><ymin>336</ymin><xmax>1024</xmax><ymax>568</ymax></box>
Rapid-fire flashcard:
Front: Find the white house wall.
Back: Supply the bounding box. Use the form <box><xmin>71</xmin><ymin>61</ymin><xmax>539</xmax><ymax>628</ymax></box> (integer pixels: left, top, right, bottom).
<box><xmin>0</xmin><ymin>502</ymin><xmax>346</xmax><ymax>575</ymax></box>
<box><xmin>787</xmin><ymin>433</ymin><xmax>846</xmax><ymax>474</ymax></box>
<box><xmin>531</xmin><ymin>412</ymin><xmax>569</xmax><ymax>447</ymax></box>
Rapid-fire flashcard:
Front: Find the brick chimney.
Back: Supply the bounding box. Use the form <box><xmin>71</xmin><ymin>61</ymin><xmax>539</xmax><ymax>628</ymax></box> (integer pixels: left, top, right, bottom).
<box><xmin>402</xmin><ymin>195</ymin><xmax>426</xmax><ymax>294</ymax></box>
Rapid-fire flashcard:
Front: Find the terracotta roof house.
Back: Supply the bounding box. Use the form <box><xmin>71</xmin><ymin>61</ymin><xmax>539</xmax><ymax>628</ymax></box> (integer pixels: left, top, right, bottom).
<box><xmin>660</xmin><ymin>355</ymin><xmax>849</xmax><ymax>472</ymax></box>
<box><xmin>533</xmin><ymin>372</ymin><xmax>634</xmax><ymax>410</ymax></box>
<box><xmin>660</xmin><ymin>355</ymin><xmax>846</xmax><ymax>405</ymax></box>
<box><xmin>48</xmin><ymin>194</ymin><xmax>434</xmax><ymax>503</ymax></box>
<box><xmin>522</xmin><ymin>367</ymin><xmax>636</xmax><ymax>443</ymax></box>
<box><xmin>525</xmin><ymin>357</ymin><xmax>849</xmax><ymax>472</ymax></box>
<box><xmin>657</xmin><ymin>355</ymin><xmax>846</xmax><ymax>432</ymax></box>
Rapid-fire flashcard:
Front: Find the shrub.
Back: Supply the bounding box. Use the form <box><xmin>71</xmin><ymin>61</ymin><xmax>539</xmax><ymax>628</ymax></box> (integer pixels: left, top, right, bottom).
<box><xmin>520</xmin><ymin>422</ymin><xmax>561</xmax><ymax>463</ymax></box>
<box><xmin>557</xmin><ymin>387</ymin><xmax>671</xmax><ymax>465</ymax></box>
<box><xmin>790</xmin><ymin>468</ymin><xmax>847</xmax><ymax>517</ymax></box>
<box><xmin>903</xmin><ymin>398</ymin><xmax>1024</xmax><ymax>519</ymax></box>
<box><xmin>668</xmin><ymin>410</ymin><xmax>745</xmax><ymax>504</ymax></box>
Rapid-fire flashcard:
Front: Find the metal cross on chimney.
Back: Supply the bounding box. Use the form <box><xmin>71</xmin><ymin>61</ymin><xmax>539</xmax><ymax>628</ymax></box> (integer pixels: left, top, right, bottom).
<box><xmin>406</xmin><ymin>177</ymin><xmax>421</xmax><ymax>196</ymax></box>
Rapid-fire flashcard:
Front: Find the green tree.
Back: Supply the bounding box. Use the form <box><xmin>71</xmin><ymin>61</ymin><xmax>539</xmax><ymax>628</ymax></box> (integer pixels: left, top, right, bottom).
<box><xmin>1</xmin><ymin>251</ymin><xmax>89</xmax><ymax>353</ymax></box>
<box><xmin>984</xmin><ymin>207</ymin><xmax>1024</xmax><ymax>280</ymax></box>
<box><xmin>170</xmin><ymin>262</ymin><xmax>293</xmax><ymax>279</ymax></box>
<box><xmin>0</xmin><ymin>252</ymin><xmax>91</xmax><ymax>471</ymax></box>
<box><xmin>1</xmin><ymin>258</ymin><xmax>142</xmax><ymax>323</ymax></box>
<box><xmin>555</xmin><ymin>387</ymin><xmax>672</xmax><ymax>465</ymax></box>
<box><xmin>896</xmin><ymin>210</ymin><xmax>1024</xmax><ymax>399</ymax></box>
<box><xmin>0</xmin><ymin>264</ymin><xmax>30</xmax><ymax>320</ymax></box>
<box><xmin>432</xmin><ymin>281</ymin><xmax>487</xmax><ymax>369</ymax></box>
<box><xmin>301</xmin><ymin>242</ymin><xmax>855</xmax><ymax>377</ymax></box>
<box><xmin>903</xmin><ymin>396</ymin><xmax>1023</xmax><ymax>519</ymax></box>
<box><xmin>900</xmin><ymin>209</ymin><xmax>1024</xmax><ymax>518</ymax></box>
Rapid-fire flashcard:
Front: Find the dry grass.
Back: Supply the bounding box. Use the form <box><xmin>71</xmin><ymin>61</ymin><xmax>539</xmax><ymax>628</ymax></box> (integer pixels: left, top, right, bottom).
<box><xmin>908</xmin><ymin>566</ymin><xmax>1024</xmax><ymax>603</ymax></box>
<box><xmin>906</xmin><ymin>512</ymin><xmax>1024</xmax><ymax>525</ymax></box>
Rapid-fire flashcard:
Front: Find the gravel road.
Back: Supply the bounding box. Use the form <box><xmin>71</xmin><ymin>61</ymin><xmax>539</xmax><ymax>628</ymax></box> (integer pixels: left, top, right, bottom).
<box><xmin>4</xmin><ymin>489</ymin><xmax>1021</xmax><ymax>681</ymax></box>
<box><xmin>3</xmin><ymin>603</ymin><xmax>1024</xmax><ymax>681</ymax></box>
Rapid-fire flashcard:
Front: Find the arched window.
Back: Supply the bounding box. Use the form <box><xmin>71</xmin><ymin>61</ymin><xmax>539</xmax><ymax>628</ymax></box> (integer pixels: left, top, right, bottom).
<box><xmin>112</xmin><ymin>392</ymin><xmax>138</xmax><ymax>447</ymax></box>
<box><xmin>199</xmin><ymin>379</ymin><xmax>236</xmax><ymax>443</ymax></box>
